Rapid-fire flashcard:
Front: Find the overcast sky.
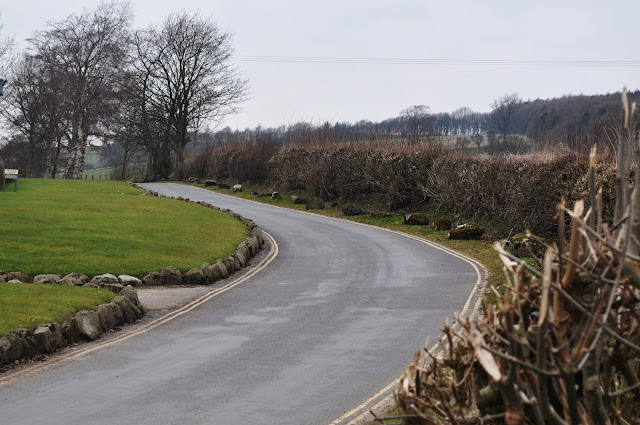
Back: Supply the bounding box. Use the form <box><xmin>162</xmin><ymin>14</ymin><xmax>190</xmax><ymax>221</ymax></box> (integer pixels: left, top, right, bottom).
<box><xmin>2</xmin><ymin>1</ymin><xmax>639</xmax><ymax>130</ymax></box>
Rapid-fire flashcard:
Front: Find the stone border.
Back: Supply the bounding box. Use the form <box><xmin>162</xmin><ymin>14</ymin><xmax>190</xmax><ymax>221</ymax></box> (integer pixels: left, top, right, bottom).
<box><xmin>0</xmin><ymin>184</ymin><xmax>266</xmax><ymax>368</ymax></box>
<box><xmin>0</xmin><ymin>186</ymin><xmax>265</xmax><ymax>288</ymax></box>
<box><xmin>0</xmin><ymin>285</ymin><xmax>143</xmax><ymax>368</ymax></box>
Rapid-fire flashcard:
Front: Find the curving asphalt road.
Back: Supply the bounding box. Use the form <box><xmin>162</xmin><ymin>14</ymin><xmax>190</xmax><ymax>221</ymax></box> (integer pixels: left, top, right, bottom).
<box><xmin>0</xmin><ymin>183</ymin><xmax>482</xmax><ymax>425</ymax></box>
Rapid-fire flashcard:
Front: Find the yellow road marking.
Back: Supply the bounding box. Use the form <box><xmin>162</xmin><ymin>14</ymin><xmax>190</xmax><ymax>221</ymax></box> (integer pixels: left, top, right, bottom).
<box><xmin>0</xmin><ymin>232</ymin><xmax>279</xmax><ymax>387</ymax></box>
<box><xmin>329</xmin><ymin>380</ymin><xmax>399</xmax><ymax>425</ymax></box>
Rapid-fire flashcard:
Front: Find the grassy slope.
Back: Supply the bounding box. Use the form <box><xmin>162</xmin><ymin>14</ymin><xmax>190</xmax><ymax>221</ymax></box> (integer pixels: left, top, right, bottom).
<box><xmin>0</xmin><ymin>283</ymin><xmax>116</xmax><ymax>335</ymax></box>
<box><xmin>0</xmin><ymin>179</ymin><xmax>249</xmax><ymax>276</ymax></box>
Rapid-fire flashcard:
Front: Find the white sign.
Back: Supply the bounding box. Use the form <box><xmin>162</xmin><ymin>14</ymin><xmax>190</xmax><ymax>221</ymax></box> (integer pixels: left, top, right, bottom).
<box><xmin>4</xmin><ymin>169</ymin><xmax>18</xmax><ymax>179</ymax></box>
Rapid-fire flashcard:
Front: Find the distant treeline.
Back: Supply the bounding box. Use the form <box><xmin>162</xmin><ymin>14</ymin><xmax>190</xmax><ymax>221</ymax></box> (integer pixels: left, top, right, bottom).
<box><xmin>3</xmin><ymin>82</ymin><xmax>637</xmax><ymax>179</ymax></box>
<box><xmin>504</xmin><ymin>90</ymin><xmax>639</xmax><ymax>151</ymax></box>
<box><xmin>192</xmin><ymin>90</ymin><xmax>638</xmax><ymax>154</ymax></box>
<box><xmin>196</xmin><ymin>105</ymin><xmax>489</xmax><ymax>147</ymax></box>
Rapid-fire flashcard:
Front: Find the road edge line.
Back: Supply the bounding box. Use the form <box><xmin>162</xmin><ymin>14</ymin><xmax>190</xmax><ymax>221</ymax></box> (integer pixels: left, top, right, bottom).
<box><xmin>0</xmin><ymin>232</ymin><xmax>279</xmax><ymax>387</ymax></box>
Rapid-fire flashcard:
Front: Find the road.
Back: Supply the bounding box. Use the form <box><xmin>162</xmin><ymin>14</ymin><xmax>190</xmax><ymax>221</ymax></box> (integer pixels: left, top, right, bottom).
<box><xmin>0</xmin><ymin>183</ymin><xmax>483</xmax><ymax>425</ymax></box>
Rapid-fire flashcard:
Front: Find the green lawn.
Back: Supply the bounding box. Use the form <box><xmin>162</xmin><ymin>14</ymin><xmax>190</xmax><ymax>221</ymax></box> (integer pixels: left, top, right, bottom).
<box><xmin>0</xmin><ymin>179</ymin><xmax>249</xmax><ymax>277</ymax></box>
<box><xmin>0</xmin><ymin>283</ymin><xmax>116</xmax><ymax>335</ymax></box>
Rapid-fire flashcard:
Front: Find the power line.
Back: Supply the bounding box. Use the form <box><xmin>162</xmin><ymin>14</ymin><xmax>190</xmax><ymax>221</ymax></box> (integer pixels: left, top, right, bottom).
<box><xmin>233</xmin><ymin>55</ymin><xmax>640</xmax><ymax>67</ymax></box>
<box><xmin>4</xmin><ymin>47</ymin><xmax>639</xmax><ymax>67</ymax></box>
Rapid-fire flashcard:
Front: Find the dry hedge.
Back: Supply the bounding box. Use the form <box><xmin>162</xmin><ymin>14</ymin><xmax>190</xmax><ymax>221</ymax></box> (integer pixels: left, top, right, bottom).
<box><xmin>185</xmin><ymin>143</ymin><xmax>616</xmax><ymax>236</ymax></box>
<box><xmin>393</xmin><ymin>91</ymin><xmax>640</xmax><ymax>425</ymax></box>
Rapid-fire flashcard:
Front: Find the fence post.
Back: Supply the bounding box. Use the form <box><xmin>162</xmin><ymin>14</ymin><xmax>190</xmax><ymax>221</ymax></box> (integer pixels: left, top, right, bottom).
<box><xmin>0</xmin><ymin>159</ymin><xmax>4</xmax><ymax>192</ymax></box>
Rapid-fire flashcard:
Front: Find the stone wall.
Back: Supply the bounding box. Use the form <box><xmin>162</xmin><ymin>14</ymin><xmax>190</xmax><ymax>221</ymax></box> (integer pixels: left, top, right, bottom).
<box><xmin>0</xmin><ymin>285</ymin><xmax>143</xmax><ymax>368</ymax></box>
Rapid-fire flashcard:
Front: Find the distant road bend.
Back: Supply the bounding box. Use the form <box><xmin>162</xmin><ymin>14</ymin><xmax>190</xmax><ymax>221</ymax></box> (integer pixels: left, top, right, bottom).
<box><xmin>0</xmin><ymin>183</ymin><xmax>483</xmax><ymax>425</ymax></box>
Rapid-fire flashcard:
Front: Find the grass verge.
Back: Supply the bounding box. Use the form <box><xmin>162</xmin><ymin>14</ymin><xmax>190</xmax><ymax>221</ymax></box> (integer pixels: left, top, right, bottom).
<box><xmin>0</xmin><ymin>283</ymin><xmax>115</xmax><ymax>335</ymax></box>
<box><xmin>0</xmin><ymin>179</ymin><xmax>249</xmax><ymax>276</ymax></box>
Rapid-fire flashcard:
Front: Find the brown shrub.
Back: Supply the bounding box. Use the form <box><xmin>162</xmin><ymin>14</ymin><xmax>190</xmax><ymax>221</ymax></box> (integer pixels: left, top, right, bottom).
<box><xmin>270</xmin><ymin>145</ymin><xmax>444</xmax><ymax>205</ymax></box>
<box><xmin>428</xmin><ymin>153</ymin><xmax>600</xmax><ymax>235</ymax></box>
<box><xmin>207</xmin><ymin>142</ymin><xmax>279</xmax><ymax>183</ymax></box>
<box><xmin>180</xmin><ymin>149</ymin><xmax>211</xmax><ymax>179</ymax></box>
<box><xmin>183</xmin><ymin>140</ymin><xmax>616</xmax><ymax>236</ymax></box>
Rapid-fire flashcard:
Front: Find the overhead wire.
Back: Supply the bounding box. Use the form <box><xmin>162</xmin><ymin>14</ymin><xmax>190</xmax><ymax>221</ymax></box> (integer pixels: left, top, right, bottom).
<box><xmin>232</xmin><ymin>55</ymin><xmax>640</xmax><ymax>67</ymax></box>
<box><xmin>3</xmin><ymin>47</ymin><xmax>640</xmax><ymax>67</ymax></box>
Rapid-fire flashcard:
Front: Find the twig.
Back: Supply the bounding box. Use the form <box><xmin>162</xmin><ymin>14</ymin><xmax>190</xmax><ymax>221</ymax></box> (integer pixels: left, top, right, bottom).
<box><xmin>608</xmin><ymin>380</ymin><xmax>640</xmax><ymax>398</ymax></box>
<box><xmin>481</xmin><ymin>344</ymin><xmax>560</xmax><ymax>377</ymax></box>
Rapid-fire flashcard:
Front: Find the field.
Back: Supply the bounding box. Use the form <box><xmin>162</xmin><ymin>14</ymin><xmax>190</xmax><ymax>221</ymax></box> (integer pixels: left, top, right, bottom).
<box><xmin>82</xmin><ymin>167</ymin><xmax>116</xmax><ymax>180</ymax></box>
<box><xmin>0</xmin><ymin>179</ymin><xmax>249</xmax><ymax>276</ymax></box>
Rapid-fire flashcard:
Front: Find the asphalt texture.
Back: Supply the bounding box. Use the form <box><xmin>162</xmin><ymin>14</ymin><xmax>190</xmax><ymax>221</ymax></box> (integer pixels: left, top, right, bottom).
<box><xmin>0</xmin><ymin>183</ymin><xmax>480</xmax><ymax>425</ymax></box>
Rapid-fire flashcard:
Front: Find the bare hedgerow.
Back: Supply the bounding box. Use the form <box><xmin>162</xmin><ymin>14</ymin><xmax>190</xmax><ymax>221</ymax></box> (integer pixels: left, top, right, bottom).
<box><xmin>391</xmin><ymin>90</ymin><xmax>640</xmax><ymax>425</ymax></box>
<box><xmin>206</xmin><ymin>141</ymin><xmax>278</xmax><ymax>183</ymax></box>
<box><xmin>183</xmin><ymin>137</ymin><xmax>613</xmax><ymax>236</ymax></box>
<box><xmin>426</xmin><ymin>153</ymin><xmax>603</xmax><ymax>235</ymax></box>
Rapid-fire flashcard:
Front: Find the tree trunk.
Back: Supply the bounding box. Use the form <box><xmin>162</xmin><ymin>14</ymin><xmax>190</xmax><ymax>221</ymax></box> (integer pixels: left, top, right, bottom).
<box><xmin>65</xmin><ymin>109</ymin><xmax>80</xmax><ymax>179</ymax></box>
<box><xmin>51</xmin><ymin>135</ymin><xmax>63</xmax><ymax>179</ymax></box>
<box><xmin>120</xmin><ymin>147</ymin><xmax>130</xmax><ymax>181</ymax></box>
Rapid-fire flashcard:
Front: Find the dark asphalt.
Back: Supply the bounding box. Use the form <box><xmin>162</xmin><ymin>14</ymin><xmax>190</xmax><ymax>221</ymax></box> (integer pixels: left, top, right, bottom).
<box><xmin>0</xmin><ymin>183</ymin><xmax>480</xmax><ymax>425</ymax></box>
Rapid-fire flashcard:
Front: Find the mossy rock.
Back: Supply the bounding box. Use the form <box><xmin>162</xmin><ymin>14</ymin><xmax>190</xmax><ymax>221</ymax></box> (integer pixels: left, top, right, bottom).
<box><xmin>431</xmin><ymin>217</ymin><xmax>451</xmax><ymax>231</ymax></box>
<box><xmin>402</xmin><ymin>213</ymin><xmax>429</xmax><ymax>225</ymax></box>
<box><xmin>290</xmin><ymin>195</ymin><xmax>306</xmax><ymax>204</ymax></box>
<box><xmin>341</xmin><ymin>203</ymin><xmax>367</xmax><ymax>216</ymax></box>
<box><xmin>306</xmin><ymin>197</ymin><xmax>325</xmax><ymax>210</ymax></box>
<box><xmin>508</xmin><ymin>233</ymin><xmax>546</xmax><ymax>258</ymax></box>
<box><xmin>447</xmin><ymin>222</ymin><xmax>484</xmax><ymax>240</ymax></box>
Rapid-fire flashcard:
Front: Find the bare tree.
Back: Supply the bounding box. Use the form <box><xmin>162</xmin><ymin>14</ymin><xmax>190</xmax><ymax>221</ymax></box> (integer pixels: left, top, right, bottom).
<box><xmin>0</xmin><ymin>14</ymin><xmax>14</xmax><ymax>82</ymax></box>
<box><xmin>452</xmin><ymin>106</ymin><xmax>474</xmax><ymax>135</ymax></box>
<box><xmin>471</xmin><ymin>133</ymin><xmax>483</xmax><ymax>148</ymax></box>
<box><xmin>29</xmin><ymin>1</ymin><xmax>132</xmax><ymax>179</ymax></box>
<box><xmin>490</xmin><ymin>93</ymin><xmax>522</xmax><ymax>150</ymax></box>
<box><xmin>134</xmin><ymin>12</ymin><xmax>248</xmax><ymax>180</ymax></box>
<box><xmin>1</xmin><ymin>54</ymin><xmax>70</xmax><ymax>178</ymax></box>
<box><xmin>101</xmin><ymin>69</ymin><xmax>146</xmax><ymax>181</ymax></box>
<box><xmin>400</xmin><ymin>105</ymin><xmax>431</xmax><ymax>143</ymax></box>
<box><xmin>2</xmin><ymin>56</ymin><xmax>48</xmax><ymax>177</ymax></box>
